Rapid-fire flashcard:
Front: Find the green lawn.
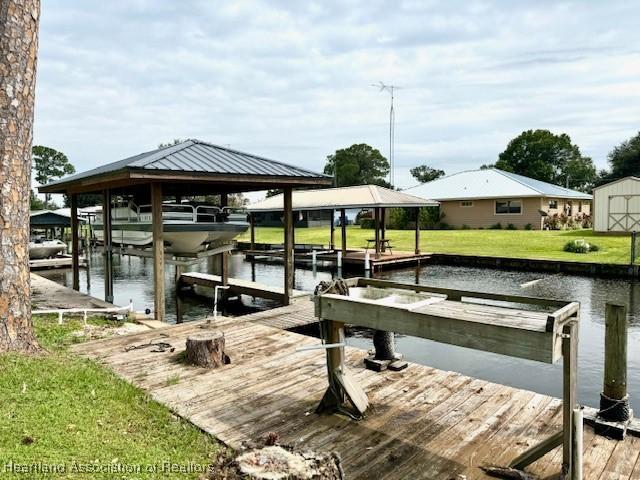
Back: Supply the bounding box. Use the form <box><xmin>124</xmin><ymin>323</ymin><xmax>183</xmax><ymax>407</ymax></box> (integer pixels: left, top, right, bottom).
<box><xmin>239</xmin><ymin>226</ymin><xmax>633</xmax><ymax>264</ymax></box>
<box><xmin>0</xmin><ymin>317</ymin><xmax>226</xmax><ymax>479</ymax></box>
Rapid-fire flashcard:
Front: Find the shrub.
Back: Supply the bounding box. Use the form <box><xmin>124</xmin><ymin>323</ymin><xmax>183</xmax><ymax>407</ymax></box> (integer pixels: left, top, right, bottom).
<box><xmin>359</xmin><ymin>218</ymin><xmax>375</xmax><ymax>229</ymax></box>
<box><xmin>489</xmin><ymin>222</ymin><xmax>502</xmax><ymax>230</ymax></box>
<box><xmin>506</xmin><ymin>223</ymin><xmax>517</xmax><ymax>230</ymax></box>
<box><xmin>563</xmin><ymin>239</ymin><xmax>599</xmax><ymax>254</ymax></box>
<box><xmin>461</xmin><ymin>224</ymin><xmax>471</xmax><ymax>230</ymax></box>
<box><xmin>524</xmin><ymin>223</ymin><xmax>533</xmax><ymax>230</ymax></box>
<box><xmin>388</xmin><ymin>207</ymin><xmax>412</xmax><ymax>230</ymax></box>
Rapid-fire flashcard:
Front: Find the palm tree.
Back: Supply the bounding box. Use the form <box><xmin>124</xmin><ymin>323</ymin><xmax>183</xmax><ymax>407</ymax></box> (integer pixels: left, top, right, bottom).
<box><xmin>0</xmin><ymin>0</ymin><xmax>41</xmax><ymax>353</ymax></box>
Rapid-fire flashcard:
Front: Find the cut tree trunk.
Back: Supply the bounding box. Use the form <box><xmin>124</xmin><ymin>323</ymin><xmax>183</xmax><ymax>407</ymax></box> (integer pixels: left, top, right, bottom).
<box><xmin>185</xmin><ymin>332</ymin><xmax>229</xmax><ymax>368</ymax></box>
<box><xmin>0</xmin><ymin>0</ymin><xmax>41</xmax><ymax>353</ymax></box>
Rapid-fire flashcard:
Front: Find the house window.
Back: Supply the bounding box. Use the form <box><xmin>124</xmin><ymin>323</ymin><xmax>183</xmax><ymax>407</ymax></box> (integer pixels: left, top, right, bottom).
<box><xmin>578</xmin><ymin>202</ymin><xmax>582</xmax><ymax>213</ymax></box>
<box><xmin>495</xmin><ymin>200</ymin><xmax>522</xmax><ymax>215</ymax></box>
<box><xmin>549</xmin><ymin>200</ymin><xmax>558</xmax><ymax>209</ymax></box>
<box><xmin>460</xmin><ymin>201</ymin><xmax>473</xmax><ymax>207</ymax></box>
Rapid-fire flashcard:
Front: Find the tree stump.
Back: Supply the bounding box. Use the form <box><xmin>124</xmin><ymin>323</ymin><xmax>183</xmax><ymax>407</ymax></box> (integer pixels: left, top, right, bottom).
<box><xmin>185</xmin><ymin>332</ymin><xmax>229</xmax><ymax>368</ymax></box>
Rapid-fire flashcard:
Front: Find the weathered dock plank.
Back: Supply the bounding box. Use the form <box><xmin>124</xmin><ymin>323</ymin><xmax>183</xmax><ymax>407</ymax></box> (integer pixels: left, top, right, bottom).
<box><xmin>179</xmin><ymin>271</ymin><xmax>310</xmax><ymax>304</ymax></box>
<box><xmin>71</xmin><ymin>305</ymin><xmax>640</xmax><ymax>479</ymax></box>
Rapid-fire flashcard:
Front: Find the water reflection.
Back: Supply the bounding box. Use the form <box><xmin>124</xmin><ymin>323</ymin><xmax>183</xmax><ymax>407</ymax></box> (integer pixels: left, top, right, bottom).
<box><xmin>39</xmin><ymin>252</ymin><xmax>640</xmax><ymax>412</ymax></box>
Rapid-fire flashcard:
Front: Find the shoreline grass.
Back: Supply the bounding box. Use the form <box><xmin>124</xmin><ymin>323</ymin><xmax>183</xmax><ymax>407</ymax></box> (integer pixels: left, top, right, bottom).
<box><xmin>0</xmin><ymin>316</ymin><xmax>225</xmax><ymax>479</ymax></box>
<box><xmin>238</xmin><ymin>226</ymin><xmax>632</xmax><ymax>264</ymax></box>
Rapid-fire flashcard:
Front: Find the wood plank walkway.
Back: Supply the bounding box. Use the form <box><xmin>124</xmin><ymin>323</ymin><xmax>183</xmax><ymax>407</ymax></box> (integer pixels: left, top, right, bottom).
<box><xmin>179</xmin><ymin>272</ymin><xmax>310</xmax><ymax>303</ymax></box>
<box><xmin>71</xmin><ymin>306</ymin><xmax>640</xmax><ymax>479</ymax></box>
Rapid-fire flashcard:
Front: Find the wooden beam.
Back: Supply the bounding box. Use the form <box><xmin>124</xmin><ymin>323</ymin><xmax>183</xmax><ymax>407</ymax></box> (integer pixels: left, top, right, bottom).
<box><xmin>381</xmin><ymin>207</ymin><xmax>386</xmax><ymax>240</ymax></box>
<box><xmin>151</xmin><ymin>183</ymin><xmax>165</xmax><ymax>322</ymax></box>
<box><xmin>70</xmin><ymin>193</ymin><xmax>80</xmax><ymax>291</ymax></box>
<box><xmin>374</xmin><ymin>207</ymin><xmax>380</xmax><ymax>258</ymax></box>
<box><xmin>220</xmin><ymin>193</ymin><xmax>228</xmax><ymax>207</ymax></box>
<box><xmin>220</xmin><ymin>251</ymin><xmax>229</xmax><ymax>287</ymax></box>
<box><xmin>562</xmin><ymin>320</ymin><xmax>579</xmax><ymax>474</ymax></box>
<box><xmin>414</xmin><ymin>207</ymin><xmax>421</xmax><ymax>255</ymax></box>
<box><xmin>102</xmin><ymin>189</ymin><xmax>114</xmax><ymax>303</ymax></box>
<box><xmin>340</xmin><ymin>208</ymin><xmax>347</xmax><ymax>257</ymax></box>
<box><xmin>603</xmin><ymin>303</ymin><xmax>628</xmax><ymax>401</ymax></box>
<box><xmin>283</xmin><ymin>187</ymin><xmax>294</xmax><ymax>305</ymax></box>
<box><xmin>329</xmin><ymin>209</ymin><xmax>335</xmax><ymax>250</ymax></box>
<box><xmin>510</xmin><ymin>430</ymin><xmax>563</xmax><ymax>470</ymax></box>
<box><xmin>249</xmin><ymin>213</ymin><xmax>255</xmax><ymax>250</ymax></box>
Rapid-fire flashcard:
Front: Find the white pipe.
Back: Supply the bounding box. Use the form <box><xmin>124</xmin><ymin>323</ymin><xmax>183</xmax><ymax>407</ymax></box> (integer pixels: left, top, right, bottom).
<box><xmin>33</xmin><ymin>300</ymin><xmax>134</xmax><ymax>324</ymax></box>
<box><xmin>213</xmin><ymin>285</ymin><xmax>231</xmax><ymax>320</ymax></box>
<box><xmin>311</xmin><ymin>250</ymin><xmax>317</xmax><ymax>266</ymax></box>
<box><xmin>337</xmin><ymin>251</ymin><xmax>342</xmax><ymax>267</ymax></box>
<box><xmin>571</xmin><ymin>407</ymin><xmax>583</xmax><ymax>480</ymax></box>
<box><xmin>364</xmin><ymin>251</ymin><xmax>371</xmax><ymax>271</ymax></box>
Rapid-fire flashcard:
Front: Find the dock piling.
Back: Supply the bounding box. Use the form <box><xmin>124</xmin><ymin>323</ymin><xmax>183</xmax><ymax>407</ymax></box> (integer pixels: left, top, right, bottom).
<box><xmin>600</xmin><ymin>302</ymin><xmax>630</xmax><ymax>422</ymax></box>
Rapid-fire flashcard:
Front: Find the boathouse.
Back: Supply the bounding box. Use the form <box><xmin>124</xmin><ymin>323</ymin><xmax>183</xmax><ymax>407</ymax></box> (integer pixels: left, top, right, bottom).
<box><xmin>39</xmin><ymin>139</ymin><xmax>331</xmax><ymax>321</ymax></box>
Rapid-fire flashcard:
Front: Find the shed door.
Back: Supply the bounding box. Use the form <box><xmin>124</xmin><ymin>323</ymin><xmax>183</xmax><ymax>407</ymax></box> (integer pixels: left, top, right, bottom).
<box><xmin>608</xmin><ymin>195</ymin><xmax>640</xmax><ymax>231</ymax></box>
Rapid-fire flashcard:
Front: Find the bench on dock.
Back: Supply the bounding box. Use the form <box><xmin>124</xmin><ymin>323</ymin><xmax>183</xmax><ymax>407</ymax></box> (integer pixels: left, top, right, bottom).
<box><xmin>314</xmin><ymin>277</ymin><xmax>581</xmax><ymax>478</ymax></box>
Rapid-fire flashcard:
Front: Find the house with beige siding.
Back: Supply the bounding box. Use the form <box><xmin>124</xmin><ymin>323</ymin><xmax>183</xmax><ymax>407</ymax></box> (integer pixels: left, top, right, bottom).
<box><xmin>406</xmin><ymin>169</ymin><xmax>592</xmax><ymax>230</ymax></box>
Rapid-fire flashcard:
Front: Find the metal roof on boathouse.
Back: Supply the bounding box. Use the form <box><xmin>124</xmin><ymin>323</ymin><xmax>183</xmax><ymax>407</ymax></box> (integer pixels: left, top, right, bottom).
<box><xmin>40</xmin><ymin>139</ymin><xmax>331</xmax><ymax>195</ymax></box>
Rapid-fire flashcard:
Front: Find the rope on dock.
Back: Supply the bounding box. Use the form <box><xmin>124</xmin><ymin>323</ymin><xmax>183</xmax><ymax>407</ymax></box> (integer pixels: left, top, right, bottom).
<box><xmin>599</xmin><ymin>392</ymin><xmax>631</xmax><ymax>422</ymax></box>
<box><xmin>314</xmin><ymin>278</ymin><xmax>349</xmax><ymax>296</ymax></box>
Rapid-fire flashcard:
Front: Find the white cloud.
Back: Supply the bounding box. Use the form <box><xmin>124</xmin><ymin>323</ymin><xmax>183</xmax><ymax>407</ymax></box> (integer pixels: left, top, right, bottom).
<box><xmin>34</xmin><ymin>0</ymin><xmax>640</xmax><ymax>193</ymax></box>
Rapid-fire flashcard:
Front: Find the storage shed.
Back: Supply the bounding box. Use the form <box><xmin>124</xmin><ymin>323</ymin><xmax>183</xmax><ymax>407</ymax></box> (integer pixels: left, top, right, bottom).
<box><xmin>593</xmin><ymin>176</ymin><xmax>640</xmax><ymax>232</ymax></box>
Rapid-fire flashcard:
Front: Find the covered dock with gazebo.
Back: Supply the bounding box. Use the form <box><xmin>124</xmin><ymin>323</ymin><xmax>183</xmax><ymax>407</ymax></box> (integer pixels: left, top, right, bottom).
<box><xmin>39</xmin><ymin>139</ymin><xmax>331</xmax><ymax>321</ymax></box>
<box><xmin>246</xmin><ymin>184</ymin><xmax>438</xmax><ymax>271</ymax></box>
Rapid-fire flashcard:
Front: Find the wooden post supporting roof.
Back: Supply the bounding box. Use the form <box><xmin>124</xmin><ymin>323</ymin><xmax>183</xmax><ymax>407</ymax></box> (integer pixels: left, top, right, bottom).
<box><xmin>102</xmin><ymin>189</ymin><xmax>114</xmax><ymax>303</ymax></box>
<box><xmin>249</xmin><ymin>213</ymin><xmax>255</xmax><ymax>250</ymax></box>
<box><xmin>283</xmin><ymin>187</ymin><xmax>294</xmax><ymax>305</ymax></box>
<box><xmin>70</xmin><ymin>193</ymin><xmax>80</xmax><ymax>291</ymax></box>
<box><xmin>340</xmin><ymin>208</ymin><xmax>347</xmax><ymax>258</ymax></box>
<box><xmin>151</xmin><ymin>183</ymin><xmax>165</xmax><ymax>322</ymax></box>
<box><xmin>374</xmin><ymin>207</ymin><xmax>380</xmax><ymax>258</ymax></box>
<box><xmin>381</xmin><ymin>207</ymin><xmax>386</xmax><ymax>241</ymax></box>
<box><xmin>329</xmin><ymin>209</ymin><xmax>335</xmax><ymax>250</ymax></box>
<box><xmin>414</xmin><ymin>207</ymin><xmax>421</xmax><ymax>255</ymax></box>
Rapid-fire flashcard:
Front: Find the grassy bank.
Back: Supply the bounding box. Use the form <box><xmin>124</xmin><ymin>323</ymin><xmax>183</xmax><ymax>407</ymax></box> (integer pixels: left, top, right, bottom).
<box><xmin>0</xmin><ymin>317</ymin><xmax>225</xmax><ymax>479</ymax></box>
<box><xmin>239</xmin><ymin>226</ymin><xmax>633</xmax><ymax>264</ymax></box>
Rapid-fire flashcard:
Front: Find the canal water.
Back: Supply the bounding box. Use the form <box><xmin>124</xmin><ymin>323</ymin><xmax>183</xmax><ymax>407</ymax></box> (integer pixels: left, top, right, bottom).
<box><xmin>40</xmin><ymin>251</ymin><xmax>640</xmax><ymax>412</ymax></box>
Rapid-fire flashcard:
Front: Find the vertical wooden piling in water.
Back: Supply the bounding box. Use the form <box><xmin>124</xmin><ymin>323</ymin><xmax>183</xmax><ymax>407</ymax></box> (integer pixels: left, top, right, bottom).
<box><xmin>102</xmin><ymin>189</ymin><xmax>114</xmax><ymax>303</ymax></box>
<box><xmin>70</xmin><ymin>193</ymin><xmax>80</xmax><ymax>291</ymax></box>
<box><xmin>414</xmin><ymin>207</ymin><xmax>421</xmax><ymax>255</ymax></box>
<box><xmin>283</xmin><ymin>187</ymin><xmax>294</xmax><ymax>305</ymax></box>
<box><xmin>249</xmin><ymin>213</ymin><xmax>255</xmax><ymax>251</ymax></box>
<box><xmin>599</xmin><ymin>302</ymin><xmax>630</xmax><ymax>421</ymax></box>
<box><xmin>329</xmin><ymin>209</ymin><xmax>335</xmax><ymax>250</ymax></box>
<box><xmin>340</xmin><ymin>208</ymin><xmax>347</xmax><ymax>258</ymax></box>
<box><xmin>151</xmin><ymin>183</ymin><xmax>165</xmax><ymax>322</ymax></box>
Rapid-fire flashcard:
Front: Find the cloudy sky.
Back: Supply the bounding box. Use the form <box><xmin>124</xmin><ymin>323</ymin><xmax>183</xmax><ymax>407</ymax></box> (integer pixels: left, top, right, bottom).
<box><xmin>34</xmin><ymin>0</ymin><xmax>639</xmax><ymax>197</ymax></box>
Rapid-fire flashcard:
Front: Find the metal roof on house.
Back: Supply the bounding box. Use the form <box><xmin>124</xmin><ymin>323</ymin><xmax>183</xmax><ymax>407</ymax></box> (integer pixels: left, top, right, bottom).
<box><xmin>39</xmin><ymin>139</ymin><xmax>330</xmax><ymax>194</ymax></box>
<box><xmin>405</xmin><ymin>168</ymin><xmax>593</xmax><ymax>201</ymax></box>
<box><xmin>248</xmin><ymin>185</ymin><xmax>439</xmax><ymax>211</ymax></box>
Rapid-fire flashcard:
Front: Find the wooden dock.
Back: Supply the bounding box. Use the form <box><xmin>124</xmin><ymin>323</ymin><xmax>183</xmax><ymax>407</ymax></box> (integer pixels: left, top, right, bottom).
<box><xmin>29</xmin><ymin>254</ymin><xmax>87</xmax><ymax>270</ymax></box>
<box><xmin>244</xmin><ymin>247</ymin><xmax>432</xmax><ymax>272</ymax></box>
<box><xmin>178</xmin><ymin>272</ymin><xmax>310</xmax><ymax>304</ymax></box>
<box><xmin>72</xmin><ymin>304</ymin><xmax>640</xmax><ymax>479</ymax></box>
